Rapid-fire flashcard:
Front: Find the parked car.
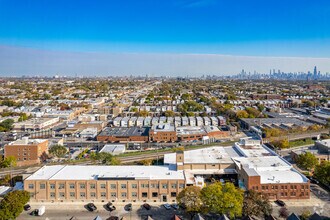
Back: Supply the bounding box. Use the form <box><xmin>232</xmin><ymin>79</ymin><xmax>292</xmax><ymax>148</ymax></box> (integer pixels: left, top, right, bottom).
<box><xmin>125</xmin><ymin>203</ymin><xmax>132</xmax><ymax>211</ymax></box>
<box><xmin>143</xmin><ymin>203</ymin><xmax>151</xmax><ymax>210</ymax></box>
<box><xmin>275</xmin><ymin>200</ymin><xmax>286</xmax><ymax>207</ymax></box>
<box><xmin>24</xmin><ymin>204</ymin><xmax>31</xmax><ymax>211</ymax></box>
<box><xmin>86</xmin><ymin>203</ymin><xmax>97</xmax><ymax>212</ymax></box>
<box><xmin>163</xmin><ymin>203</ymin><xmax>171</xmax><ymax>210</ymax></box>
<box><xmin>171</xmin><ymin>204</ymin><xmax>179</xmax><ymax>210</ymax></box>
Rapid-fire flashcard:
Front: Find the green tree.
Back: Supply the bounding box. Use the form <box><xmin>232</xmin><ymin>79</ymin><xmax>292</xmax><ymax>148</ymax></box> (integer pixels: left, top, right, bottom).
<box><xmin>137</xmin><ymin>110</ymin><xmax>149</xmax><ymax>117</ymax></box>
<box><xmin>243</xmin><ymin>190</ymin><xmax>272</xmax><ymax>217</ymax></box>
<box><xmin>0</xmin><ymin>119</ymin><xmax>14</xmax><ymax>132</ymax></box>
<box><xmin>90</xmin><ymin>152</ymin><xmax>121</xmax><ymax>165</ymax></box>
<box><xmin>0</xmin><ymin>190</ymin><xmax>30</xmax><ymax>219</ymax></box>
<box><xmin>201</xmin><ymin>182</ymin><xmax>244</xmax><ymax>218</ymax></box>
<box><xmin>314</xmin><ymin>161</ymin><xmax>330</xmax><ymax>186</ymax></box>
<box><xmin>49</xmin><ymin>145</ymin><xmax>67</xmax><ymax>158</ymax></box>
<box><xmin>0</xmin><ymin>156</ymin><xmax>17</xmax><ymax>168</ymax></box>
<box><xmin>296</xmin><ymin>152</ymin><xmax>318</xmax><ymax>171</ymax></box>
<box><xmin>177</xmin><ymin>186</ymin><xmax>202</xmax><ymax>219</ymax></box>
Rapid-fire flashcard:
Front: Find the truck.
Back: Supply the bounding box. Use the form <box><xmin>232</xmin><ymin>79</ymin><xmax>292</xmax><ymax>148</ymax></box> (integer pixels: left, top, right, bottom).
<box><xmin>31</xmin><ymin>206</ymin><xmax>45</xmax><ymax>216</ymax></box>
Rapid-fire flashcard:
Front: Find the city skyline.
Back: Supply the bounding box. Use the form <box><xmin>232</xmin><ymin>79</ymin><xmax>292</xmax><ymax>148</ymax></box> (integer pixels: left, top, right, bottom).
<box><xmin>0</xmin><ymin>0</ymin><xmax>330</xmax><ymax>75</ymax></box>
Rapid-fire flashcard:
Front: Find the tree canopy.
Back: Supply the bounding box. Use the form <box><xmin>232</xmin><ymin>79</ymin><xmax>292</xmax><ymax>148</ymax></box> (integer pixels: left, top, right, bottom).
<box><xmin>0</xmin><ymin>190</ymin><xmax>30</xmax><ymax>219</ymax></box>
<box><xmin>49</xmin><ymin>145</ymin><xmax>67</xmax><ymax>158</ymax></box>
<box><xmin>0</xmin><ymin>156</ymin><xmax>17</xmax><ymax>168</ymax></box>
<box><xmin>243</xmin><ymin>190</ymin><xmax>272</xmax><ymax>217</ymax></box>
<box><xmin>0</xmin><ymin>119</ymin><xmax>14</xmax><ymax>132</ymax></box>
<box><xmin>90</xmin><ymin>152</ymin><xmax>121</xmax><ymax>165</ymax></box>
<box><xmin>296</xmin><ymin>152</ymin><xmax>318</xmax><ymax>171</ymax></box>
<box><xmin>314</xmin><ymin>161</ymin><xmax>330</xmax><ymax>186</ymax></box>
<box><xmin>177</xmin><ymin>186</ymin><xmax>203</xmax><ymax>217</ymax></box>
<box><xmin>201</xmin><ymin>182</ymin><xmax>244</xmax><ymax>218</ymax></box>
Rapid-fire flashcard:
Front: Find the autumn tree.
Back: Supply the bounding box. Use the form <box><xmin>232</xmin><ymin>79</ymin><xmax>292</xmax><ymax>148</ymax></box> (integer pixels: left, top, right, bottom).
<box><xmin>177</xmin><ymin>186</ymin><xmax>203</xmax><ymax>219</ymax></box>
<box><xmin>243</xmin><ymin>190</ymin><xmax>272</xmax><ymax>217</ymax></box>
<box><xmin>296</xmin><ymin>152</ymin><xmax>318</xmax><ymax>171</ymax></box>
<box><xmin>0</xmin><ymin>156</ymin><xmax>17</xmax><ymax>168</ymax></box>
<box><xmin>236</xmin><ymin>110</ymin><xmax>249</xmax><ymax>119</ymax></box>
<box><xmin>201</xmin><ymin>182</ymin><xmax>244</xmax><ymax>218</ymax></box>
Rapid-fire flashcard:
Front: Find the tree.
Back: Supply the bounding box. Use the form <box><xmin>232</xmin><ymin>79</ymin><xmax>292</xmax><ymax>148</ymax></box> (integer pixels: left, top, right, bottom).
<box><xmin>296</xmin><ymin>152</ymin><xmax>318</xmax><ymax>171</ymax></box>
<box><xmin>0</xmin><ymin>119</ymin><xmax>14</xmax><ymax>132</ymax></box>
<box><xmin>201</xmin><ymin>182</ymin><xmax>244</xmax><ymax>218</ymax></box>
<box><xmin>164</xmin><ymin>110</ymin><xmax>175</xmax><ymax>117</ymax></box>
<box><xmin>137</xmin><ymin>110</ymin><xmax>149</xmax><ymax>117</ymax></box>
<box><xmin>271</xmin><ymin>139</ymin><xmax>289</xmax><ymax>149</ymax></box>
<box><xmin>300</xmin><ymin>210</ymin><xmax>311</xmax><ymax>220</ymax></box>
<box><xmin>0</xmin><ymin>156</ymin><xmax>17</xmax><ymax>168</ymax></box>
<box><xmin>243</xmin><ymin>190</ymin><xmax>272</xmax><ymax>217</ymax></box>
<box><xmin>139</xmin><ymin>159</ymin><xmax>153</xmax><ymax>166</ymax></box>
<box><xmin>177</xmin><ymin>186</ymin><xmax>202</xmax><ymax>219</ymax></box>
<box><xmin>236</xmin><ymin>110</ymin><xmax>249</xmax><ymax>119</ymax></box>
<box><xmin>49</xmin><ymin>145</ymin><xmax>67</xmax><ymax>158</ymax></box>
<box><xmin>0</xmin><ymin>190</ymin><xmax>30</xmax><ymax>219</ymax></box>
<box><xmin>90</xmin><ymin>152</ymin><xmax>121</xmax><ymax>165</ymax></box>
<box><xmin>314</xmin><ymin>161</ymin><xmax>330</xmax><ymax>186</ymax></box>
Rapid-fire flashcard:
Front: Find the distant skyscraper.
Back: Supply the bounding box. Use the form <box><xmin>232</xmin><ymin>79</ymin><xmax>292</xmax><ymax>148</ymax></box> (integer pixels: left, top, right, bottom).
<box><xmin>313</xmin><ymin>66</ymin><xmax>317</xmax><ymax>79</ymax></box>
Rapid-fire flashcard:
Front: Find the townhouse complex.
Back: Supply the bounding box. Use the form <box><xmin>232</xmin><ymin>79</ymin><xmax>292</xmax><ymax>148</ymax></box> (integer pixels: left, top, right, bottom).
<box><xmin>24</xmin><ymin>137</ymin><xmax>310</xmax><ymax>203</ymax></box>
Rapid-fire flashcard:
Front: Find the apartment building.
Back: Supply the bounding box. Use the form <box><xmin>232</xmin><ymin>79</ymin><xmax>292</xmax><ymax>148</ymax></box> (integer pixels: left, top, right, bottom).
<box><xmin>24</xmin><ymin>165</ymin><xmax>185</xmax><ymax>203</ymax></box>
<box><xmin>149</xmin><ymin>123</ymin><xmax>177</xmax><ymax>142</ymax></box>
<box><xmin>4</xmin><ymin>137</ymin><xmax>48</xmax><ymax>166</ymax></box>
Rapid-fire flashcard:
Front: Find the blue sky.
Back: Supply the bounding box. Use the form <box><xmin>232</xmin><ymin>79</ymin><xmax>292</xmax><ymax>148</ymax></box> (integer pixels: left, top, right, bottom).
<box><xmin>0</xmin><ymin>0</ymin><xmax>330</xmax><ymax>75</ymax></box>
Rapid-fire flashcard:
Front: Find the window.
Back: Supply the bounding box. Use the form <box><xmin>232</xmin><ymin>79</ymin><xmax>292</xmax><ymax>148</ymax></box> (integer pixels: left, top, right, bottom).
<box><xmin>142</xmin><ymin>192</ymin><xmax>148</xmax><ymax>198</ymax></box>
<box><xmin>171</xmin><ymin>184</ymin><xmax>177</xmax><ymax>189</ymax></box>
<box><xmin>262</xmin><ymin>186</ymin><xmax>265</xmax><ymax>190</ymax></box>
<box><xmin>171</xmin><ymin>192</ymin><xmax>177</xmax><ymax>197</ymax></box>
<box><xmin>80</xmin><ymin>184</ymin><xmax>85</xmax><ymax>189</ymax></box>
<box><xmin>50</xmin><ymin>184</ymin><xmax>55</xmax><ymax>189</ymax></box>
<box><xmin>59</xmin><ymin>184</ymin><xmax>65</xmax><ymax>189</ymax></box>
<box><xmin>59</xmin><ymin>192</ymin><xmax>65</xmax><ymax>198</ymax></box>
<box><xmin>110</xmin><ymin>184</ymin><xmax>116</xmax><ymax>189</ymax></box>
<box><xmin>151</xmin><ymin>184</ymin><xmax>159</xmax><ymax>188</ymax></box>
<box><xmin>152</xmin><ymin>192</ymin><xmax>158</xmax><ymax>197</ymax></box>
<box><xmin>101</xmin><ymin>192</ymin><xmax>106</xmax><ymax>198</ymax></box>
<box><xmin>90</xmin><ymin>192</ymin><xmax>96</xmax><ymax>197</ymax></box>
<box><xmin>132</xmin><ymin>184</ymin><xmax>137</xmax><ymax>189</ymax></box>
<box><xmin>301</xmin><ymin>185</ymin><xmax>304</xmax><ymax>189</ymax></box>
<box><xmin>100</xmin><ymin>184</ymin><xmax>106</xmax><ymax>189</ymax></box>
<box><xmin>80</xmin><ymin>192</ymin><xmax>86</xmax><ymax>198</ymax></box>
<box><xmin>50</xmin><ymin>192</ymin><xmax>55</xmax><ymax>198</ymax></box>
<box><xmin>111</xmin><ymin>192</ymin><xmax>116</xmax><ymax>198</ymax></box>
<box><xmin>121</xmin><ymin>184</ymin><xmax>126</xmax><ymax>189</ymax></box>
<box><xmin>132</xmin><ymin>192</ymin><xmax>137</xmax><ymax>197</ymax></box>
<box><xmin>70</xmin><ymin>192</ymin><xmax>75</xmax><ymax>198</ymax></box>
<box><xmin>179</xmin><ymin>184</ymin><xmax>184</xmax><ymax>189</ymax></box>
<box><xmin>69</xmin><ymin>184</ymin><xmax>75</xmax><ymax>189</ymax></box>
<box><xmin>90</xmin><ymin>184</ymin><xmax>96</xmax><ymax>189</ymax></box>
<box><xmin>121</xmin><ymin>192</ymin><xmax>127</xmax><ymax>198</ymax></box>
<box><xmin>28</xmin><ymin>184</ymin><xmax>34</xmax><ymax>189</ymax></box>
<box><xmin>39</xmin><ymin>184</ymin><xmax>45</xmax><ymax>189</ymax></box>
<box><xmin>162</xmin><ymin>184</ymin><xmax>168</xmax><ymax>189</ymax></box>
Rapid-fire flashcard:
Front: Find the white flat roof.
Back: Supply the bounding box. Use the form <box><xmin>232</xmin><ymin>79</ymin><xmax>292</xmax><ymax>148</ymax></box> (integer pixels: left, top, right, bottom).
<box><xmin>258</xmin><ymin>168</ymin><xmax>309</xmax><ymax>184</ymax></box>
<box><xmin>164</xmin><ymin>146</ymin><xmax>242</xmax><ymax>165</ymax></box>
<box><xmin>26</xmin><ymin>165</ymin><xmax>185</xmax><ymax>181</ymax></box>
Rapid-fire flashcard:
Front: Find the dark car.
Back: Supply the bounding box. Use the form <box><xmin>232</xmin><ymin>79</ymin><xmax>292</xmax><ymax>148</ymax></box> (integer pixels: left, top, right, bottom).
<box><xmin>275</xmin><ymin>200</ymin><xmax>286</xmax><ymax>207</ymax></box>
<box><xmin>86</xmin><ymin>203</ymin><xmax>97</xmax><ymax>212</ymax></box>
<box><xmin>106</xmin><ymin>202</ymin><xmax>116</xmax><ymax>212</ymax></box>
<box><xmin>24</xmin><ymin>204</ymin><xmax>31</xmax><ymax>211</ymax></box>
<box><xmin>143</xmin><ymin>203</ymin><xmax>151</xmax><ymax>210</ymax></box>
<box><xmin>125</xmin><ymin>203</ymin><xmax>132</xmax><ymax>211</ymax></box>
<box><xmin>107</xmin><ymin>217</ymin><xmax>120</xmax><ymax>220</ymax></box>
<box><xmin>30</xmin><ymin>209</ymin><xmax>38</xmax><ymax>216</ymax></box>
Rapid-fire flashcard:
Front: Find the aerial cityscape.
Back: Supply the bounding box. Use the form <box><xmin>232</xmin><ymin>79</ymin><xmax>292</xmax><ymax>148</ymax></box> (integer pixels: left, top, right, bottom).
<box><xmin>0</xmin><ymin>1</ymin><xmax>329</xmax><ymax>220</ymax></box>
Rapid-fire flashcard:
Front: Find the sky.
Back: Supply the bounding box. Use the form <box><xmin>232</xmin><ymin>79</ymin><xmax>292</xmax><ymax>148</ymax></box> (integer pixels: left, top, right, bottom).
<box><xmin>0</xmin><ymin>0</ymin><xmax>330</xmax><ymax>76</ymax></box>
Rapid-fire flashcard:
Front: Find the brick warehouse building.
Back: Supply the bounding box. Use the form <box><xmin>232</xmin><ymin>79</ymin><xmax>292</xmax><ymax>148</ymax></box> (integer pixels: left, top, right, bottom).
<box><xmin>5</xmin><ymin>137</ymin><xmax>48</xmax><ymax>167</ymax></box>
<box><xmin>97</xmin><ymin>127</ymin><xmax>149</xmax><ymax>143</ymax></box>
<box><xmin>25</xmin><ymin>137</ymin><xmax>310</xmax><ymax>202</ymax></box>
<box><xmin>149</xmin><ymin>123</ymin><xmax>177</xmax><ymax>142</ymax></box>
